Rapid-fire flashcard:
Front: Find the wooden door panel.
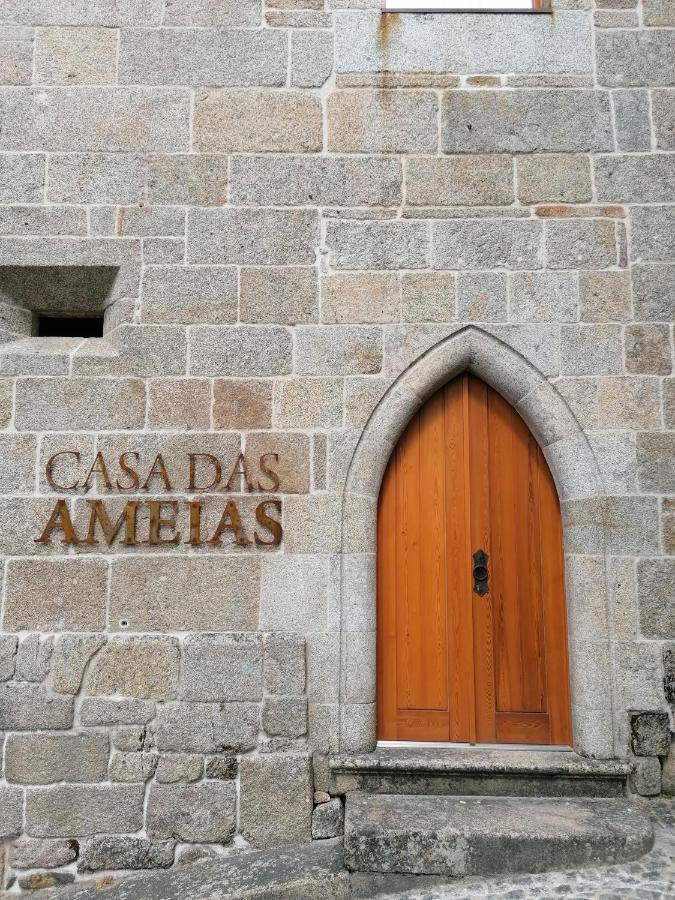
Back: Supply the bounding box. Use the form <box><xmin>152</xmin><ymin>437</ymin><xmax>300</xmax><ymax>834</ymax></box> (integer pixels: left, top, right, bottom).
<box><xmin>377</xmin><ymin>373</ymin><xmax>572</xmax><ymax>746</ymax></box>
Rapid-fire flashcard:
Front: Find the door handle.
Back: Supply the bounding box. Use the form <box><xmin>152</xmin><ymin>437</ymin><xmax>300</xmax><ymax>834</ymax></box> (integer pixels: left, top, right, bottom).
<box><xmin>473</xmin><ymin>549</ymin><xmax>489</xmax><ymax>596</ymax></box>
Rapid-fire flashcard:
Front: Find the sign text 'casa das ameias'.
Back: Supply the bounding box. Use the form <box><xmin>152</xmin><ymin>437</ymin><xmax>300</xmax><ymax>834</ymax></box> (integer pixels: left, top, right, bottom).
<box><xmin>36</xmin><ymin>450</ymin><xmax>284</xmax><ymax>549</ymax></box>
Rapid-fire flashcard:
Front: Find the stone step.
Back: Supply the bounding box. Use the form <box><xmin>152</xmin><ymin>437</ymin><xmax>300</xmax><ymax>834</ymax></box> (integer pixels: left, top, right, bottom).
<box><xmin>344</xmin><ymin>793</ymin><xmax>653</xmax><ymax>878</ymax></box>
<box><xmin>330</xmin><ymin>747</ymin><xmax>630</xmax><ymax>798</ymax></box>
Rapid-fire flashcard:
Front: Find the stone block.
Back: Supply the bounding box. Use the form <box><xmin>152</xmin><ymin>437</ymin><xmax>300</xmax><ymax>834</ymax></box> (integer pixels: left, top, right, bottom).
<box><xmin>72</xmin><ymin>325</ymin><xmax>187</xmax><ymax>379</ymax></box>
<box><xmin>560</xmin><ymin>325</ymin><xmax>622</xmax><ymax>375</ymax></box>
<box><xmin>0</xmin><ymin>204</ymin><xmax>88</xmax><ymax>237</ymax></box>
<box><xmin>163</xmin><ymin>0</ymin><xmax>260</xmax><ymax>26</ymax></box>
<box><xmin>156</xmin><ymin>703</ymin><xmax>259</xmax><ymax>753</ymax></box>
<box><xmin>188</xmin><ymin>325</ymin><xmax>293</xmax><ymax>378</ymax></box>
<box><xmin>546</xmin><ymin>220</ymin><xmax>618</xmax><ymax>270</ymax></box>
<box><xmin>516</xmin><ymin>154</ymin><xmax>592</xmax><ymax>204</ymax></box>
<box><xmin>80</xmin><ymin>699</ymin><xmax>156</xmax><ymax>727</ymax></box>
<box><xmin>597</xmin><ymin>377</ymin><xmax>662</xmax><ymax>429</ymax></box>
<box><xmin>0</xmin><ymin>376</ymin><xmax>13</xmax><ymax>427</ymax></box>
<box><xmin>312</xmin><ymin>798</ymin><xmax>344</xmax><ymax>840</ymax></box>
<box><xmin>119</xmin><ymin>28</ymin><xmax>287</xmax><ymax>87</ymax></box>
<box><xmin>87</xmin><ymin>638</ymin><xmax>180</xmax><ymax>701</ymax></box>
<box><xmin>240</xmin><ymin>267</ymin><xmax>318</xmax><ymax>325</ymax></box>
<box><xmin>625</xmin><ymin>324</ymin><xmax>671</xmax><ymax>375</ymax></box>
<box><xmin>0</xmin><ymin>1</ymin><xmax>164</xmax><ymax>26</ymax></box>
<box><xmin>638</xmin><ymin>558</ymin><xmax>675</xmax><ymax>639</ymax></box>
<box><xmin>147</xmin><ymin>379</ymin><xmax>211</xmax><ymax>430</ymax></box>
<box><xmin>307</xmin><ymin>633</ymin><xmax>341</xmax><ymax>703</ymax></box>
<box><xmin>193</xmin><ymin>90</ymin><xmax>322</xmax><ymax>153</ymax></box>
<box><xmin>155</xmin><ymin>754</ymin><xmax>203</xmax><ymax>784</ymax></box>
<box><xmin>0</xmin><ymin>683</ymin><xmax>73</xmax><ymax>730</ymax></box>
<box><xmin>401</xmin><ymin>273</ymin><xmax>456</xmax><ymax>323</ymax></box>
<box><xmin>326</xmin><ymin>220</ymin><xmax>429</xmax><ymax>271</ymax></box>
<box><xmin>510</xmin><ymin>272</ymin><xmax>578</xmax><ymax>323</ymax></box>
<box><xmin>6</xmin><ymin>733</ymin><xmax>109</xmax><ymax>785</ymax></box>
<box><xmin>630</xmin><ymin>756</ymin><xmax>661</xmax><ymax>797</ymax></box>
<box><xmin>0</xmin><ymin>153</ymin><xmax>45</xmax><ymax>203</ymax></box>
<box><xmin>0</xmin><ymin>433</ymin><xmax>35</xmax><ymax>492</ymax></box>
<box><xmin>188</xmin><ymin>207</ymin><xmax>318</xmax><ymax>266</ymax></box>
<box><xmin>614</xmin><ymin>642</ymin><xmax>667</xmax><ymax>710</ymax></box>
<box><xmin>182</xmin><ymin>634</ymin><xmax>262</xmax><ymax>703</ymax></box>
<box><xmin>3</xmin><ymin>559</ymin><xmax>108</xmax><ymax>632</ymax></box>
<box><xmin>274</xmin><ymin>378</ymin><xmax>344</xmax><ymax>429</ymax></box>
<box><xmin>261</xmin><ymin>555</ymin><xmax>330</xmax><ymax>632</ymax></box>
<box><xmin>205</xmin><ymin>755</ymin><xmax>238</xmax><ymax>781</ymax></box>
<box><xmin>49</xmin><ymin>636</ymin><xmax>105</xmax><ymax>695</ymax></box>
<box><xmin>588</xmin><ymin>432</ymin><xmax>638</xmax><ymax>494</ymax></box>
<box><xmin>112</xmin><ymin>726</ymin><xmax>153</xmax><ymax>753</ymax></box>
<box><xmin>231</xmin><ymin>156</ymin><xmax>401</xmax><ymax>208</ymax></box>
<box><xmin>142</xmin><ymin>266</ymin><xmax>237</xmax><ymax>326</ymax></box>
<box><xmin>264</xmin><ymin>634</ymin><xmax>306</xmax><ymax>696</ymax></box>
<box><xmin>632</xmin><ymin>264</ymin><xmax>675</xmax><ymax>321</ymax></box>
<box><xmin>579</xmin><ymin>271</ymin><xmax>631</xmax><ymax>322</ymax></box>
<box><xmin>0</xmin><ymin>785</ymin><xmax>23</xmax><ymax>838</ymax></box>
<box><xmin>295</xmin><ymin>325</ymin><xmax>382</xmax><ymax>376</ymax></box>
<box><xmin>432</xmin><ymin>220</ymin><xmax>542</xmax><ymax>270</ymax></box>
<box><xmin>664</xmin><ymin>644</ymin><xmax>675</xmax><ymax>704</ymax></box>
<box><xmin>79</xmin><ymin>836</ymin><xmax>175</xmax><ymax>873</ymax></box>
<box><xmin>321</xmin><ymin>273</ymin><xmax>399</xmax><ymax>326</ymax></box>
<box><xmin>10</xmin><ymin>838</ymin><xmax>78</xmax><ymax>870</ymax></box>
<box><xmin>612</xmin><ymin>90</ymin><xmax>652</xmax><ymax>152</ymax></box>
<box><xmin>245</xmin><ymin>431</ymin><xmax>311</xmax><ymax>493</ymax></box>
<box><xmin>147</xmin><ymin>782</ymin><xmax>236</xmax><ymax>842</ymax></box>
<box><xmin>15</xmin><ymin>377</ymin><xmax>146</xmax><ymax>431</ymax></box>
<box><xmin>407</xmin><ymin>156</ymin><xmax>513</xmax><ymax>207</ymax></box>
<box><xmin>0</xmin><ymin>634</ymin><xmax>17</xmax><ymax>680</ymax></box>
<box><xmin>213</xmin><ymin>379</ymin><xmax>272</xmax><ymax>430</ymax></box>
<box><xmin>17</xmin><ymin>873</ymin><xmax>76</xmax><ymax>891</ymax></box>
<box><xmin>328</xmin><ymin>90</ymin><xmax>438</xmax><ymax>153</ymax></box>
<box><xmin>638</xmin><ymin>433</ymin><xmax>675</xmax><ymax>493</ymax></box>
<box><xmin>652</xmin><ymin>90</ymin><xmax>675</xmax><ymax>150</ymax></box>
<box><xmin>110</xmin><ymin>751</ymin><xmax>158</xmax><ymax>783</ymax></box>
<box><xmin>239</xmin><ymin>755</ymin><xmax>312</xmax><ymax>848</ymax></box>
<box><xmin>596</xmin><ymin>29</ymin><xmax>675</xmax><ymax>86</ymax></box>
<box><xmin>14</xmin><ymin>634</ymin><xmax>53</xmax><ymax>682</ymax></box>
<box><xmin>457</xmin><ymin>272</ymin><xmax>507</xmax><ymax>322</ymax></box>
<box><xmin>608</xmin><ymin>557</ymin><xmax>638</xmax><ymax>640</ymax></box>
<box><xmin>263</xmin><ymin>697</ymin><xmax>308</xmax><ymax>738</ymax></box>
<box><xmin>0</xmin><ymin>36</ymin><xmax>32</xmax><ymax>85</ymax></box>
<box><xmin>26</xmin><ymin>785</ymin><xmax>144</xmax><ymax>837</ymax></box>
<box><xmin>631</xmin><ymin>712</ymin><xmax>671</xmax><ymax>757</ymax></box>
<box><xmin>0</xmin><ymin>87</ymin><xmax>190</xmax><ymax>152</ymax></box>
<box><xmin>596</xmin><ymin>154</ymin><xmax>675</xmax><ymax>203</ymax></box>
<box><xmin>562</xmin><ymin>496</ymin><xmax>660</xmax><ymax>556</ymax></box>
<box><xmin>291</xmin><ymin>29</ymin><xmax>333</xmax><ymax>87</ymax></box>
<box><xmin>335</xmin><ymin>10</ymin><xmax>592</xmax><ymax>76</ymax></box>
<box><xmin>630</xmin><ymin>206</ymin><xmax>675</xmax><ymax>262</ymax></box>
<box><xmin>662</xmin><ymin>499</ymin><xmax>675</xmax><ymax>555</ymax></box>
<box><xmin>146</xmin><ymin>153</ymin><xmax>228</xmax><ymax>206</ymax></box>
<box><xmin>442</xmin><ymin>91</ymin><xmax>612</xmax><ymax>153</ymax></box>
<box><xmin>35</xmin><ymin>27</ymin><xmax>118</xmax><ymax>84</ymax></box>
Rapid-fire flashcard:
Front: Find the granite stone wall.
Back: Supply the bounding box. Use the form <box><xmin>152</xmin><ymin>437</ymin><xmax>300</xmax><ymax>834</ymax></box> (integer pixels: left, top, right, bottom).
<box><xmin>0</xmin><ymin>0</ymin><xmax>673</xmax><ymax>890</ymax></box>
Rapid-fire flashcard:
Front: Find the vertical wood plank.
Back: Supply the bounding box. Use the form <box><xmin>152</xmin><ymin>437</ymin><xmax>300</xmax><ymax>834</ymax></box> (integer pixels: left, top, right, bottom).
<box><xmin>377</xmin><ymin>457</ymin><xmax>398</xmax><ymax>739</ymax></box>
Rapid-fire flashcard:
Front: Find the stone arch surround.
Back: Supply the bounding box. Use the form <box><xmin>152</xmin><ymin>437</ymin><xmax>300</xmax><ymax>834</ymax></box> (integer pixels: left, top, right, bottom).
<box><xmin>338</xmin><ymin>325</ymin><xmax>619</xmax><ymax>760</ymax></box>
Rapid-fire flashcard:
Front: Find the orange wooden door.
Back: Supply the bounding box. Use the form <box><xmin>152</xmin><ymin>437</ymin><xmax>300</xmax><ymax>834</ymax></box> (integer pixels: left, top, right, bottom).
<box><xmin>377</xmin><ymin>374</ymin><xmax>572</xmax><ymax>746</ymax></box>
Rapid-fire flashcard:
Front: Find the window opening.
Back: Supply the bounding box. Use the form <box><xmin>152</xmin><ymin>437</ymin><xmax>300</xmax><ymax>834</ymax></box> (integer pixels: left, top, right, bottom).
<box><xmin>37</xmin><ymin>315</ymin><xmax>104</xmax><ymax>339</ymax></box>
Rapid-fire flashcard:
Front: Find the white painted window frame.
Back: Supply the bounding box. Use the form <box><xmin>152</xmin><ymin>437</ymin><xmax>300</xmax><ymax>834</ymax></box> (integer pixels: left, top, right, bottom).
<box><xmin>382</xmin><ymin>0</ymin><xmax>543</xmax><ymax>11</ymax></box>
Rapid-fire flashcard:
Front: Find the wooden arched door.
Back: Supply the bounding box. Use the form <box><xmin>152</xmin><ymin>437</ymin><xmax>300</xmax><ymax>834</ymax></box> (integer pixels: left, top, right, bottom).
<box><xmin>377</xmin><ymin>374</ymin><xmax>572</xmax><ymax>746</ymax></box>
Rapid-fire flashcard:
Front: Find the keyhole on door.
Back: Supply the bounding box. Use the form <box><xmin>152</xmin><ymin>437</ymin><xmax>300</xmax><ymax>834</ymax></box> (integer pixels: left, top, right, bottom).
<box><xmin>473</xmin><ymin>549</ymin><xmax>489</xmax><ymax>596</ymax></box>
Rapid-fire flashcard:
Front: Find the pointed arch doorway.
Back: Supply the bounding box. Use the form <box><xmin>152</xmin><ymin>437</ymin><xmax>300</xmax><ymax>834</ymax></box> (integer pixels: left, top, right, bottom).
<box><xmin>377</xmin><ymin>373</ymin><xmax>573</xmax><ymax>746</ymax></box>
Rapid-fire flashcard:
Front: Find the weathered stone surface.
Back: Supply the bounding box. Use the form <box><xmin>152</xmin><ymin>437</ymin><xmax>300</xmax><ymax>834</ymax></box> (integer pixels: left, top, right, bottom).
<box><xmin>291</xmin><ymin>29</ymin><xmax>333</xmax><ymax>88</ymax></box>
<box><xmin>652</xmin><ymin>89</ymin><xmax>675</xmax><ymax>150</ymax></box>
<box><xmin>87</xmin><ymin>638</ymin><xmax>180</xmax><ymax>701</ymax></box>
<box><xmin>263</xmin><ymin>697</ymin><xmax>308</xmax><ymax>738</ymax></box>
<box><xmin>264</xmin><ymin>634</ymin><xmax>307</xmax><ymax>696</ymax></box>
<box><xmin>49</xmin><ymin>636</ymin><xmax>105</xmax><ymax>695</ymax></box>
<box><xmin>112</xmin><ymin>726</ymin><xmax>153</xmax><ymax>753</ymax></box>
<box><xmin>0</xmin><ymin>88</ymin><xmax>190</xmax><ymax>152</ymax></box>
<box><xmin>295</xmin><ymin>326</ymin><xmax>382</xmax><ymax>376</ymax></box>
<box><xmin>35</xmin><ymin>27</ymin><xmax>118</xmax><ymax>84</ymax></box>
<box><xmin>240</xmin><ymin>268</ymin><xmax>318</xmax><ymax>325</ymax></box>
<box><xmin>239</xmin><ymin>755</ymin><xmax>313</xmax><ymax>848</ymax></box>
<box><xmin>110</xmin><ymin>557</ymin><xmax>260</xmax><ymax>632</ymax></box>
<box><xmin>560</xmin><ymin>325</ymin><xmax>622</xmax><ymax>376</ymax></box>
<box><xmin>638</xmin><ymin>433</ymin><xmax>675</xmax><ymax>493</ymax></box>
<box><xmin>260</xmin><ymin>555</ymin><xmax>329</xmax><ymax>632</ymax></box>
<box><xmin>631</xmin><ymin>712</ymin><xmax>671</xmax><ymax>758</ymax></box>
<box><xmin>155</xmin><ymin>754</ymin><xmax>203</xmax><ymax>784</ymax></box>
<box><xmin>630</xmin><ymin>206</ymin><xmax>675</xmax><ymax>262</ymax></box>
<box><xmin>0</xmin><ymin>153</ymin><xmax>45</xmax><ymax>203</ymax></box>
<box><xmin>510</xmin><ymin>272</ymin><xmax>577</xmax><ymax>323</ymax></box>
<box><xmin>596</xmin><ymin>154</ymin><xmax>675</xmax><ymax>203</ymax></box>
<box><xmin>0</xmin><ymin>433</ymin><xmax>35</xmax><ymax>492</ymax></box>
<box><xmin>579</xmin><ymin>271</ymin><xmax>631</xmax><ymax>322</ymax></box>
<box><xmin>10</xmin><ymin>838</ymin><xmax>78</xmax><ymax>870</ymax></box>
<box><xmin>516</xmin><ymin>154</ymin><xmax>592</xmax><ymax>204</ymax></box>
<box><xmin>596</xmin><ymin>29</ymin><xmax>675</xmax><ymax>86</ymax></box>
<box><xmin>156</xmin><ymin>703</ymin><xmax>259</xmax><ymax>753</ymax></box>
<box><xmin>245</xmin><ymin>432</ymin><xmax>311</xmax><ymax>494</ymax></box>
<box><xmin>457</xmin><ymin>273</ymin><xmax>507</xmax><ymax>322</ymax></box>
<box><xmin>119</xmin><ymin>28</ymin><xmax>287</xmax><ymax>87</ymax></box>
<box><xmin>328</xmin><ymin>90</ymin><xmax>438</xmax><ymax>153</ymax></box>
<box><xmin>182</xmin><ymin>634</ymin><xmax>263</xmax><ymax>702</ymax></box>
<box><xmin>79</xmin><ymin>836</ymin><xmax>175</xmax><ymax>873</ymax></box>
<box><xmin>147</xmin><ymin>379</ymin><xmax>211</xmax><ymax>430</ymax></box>
<box><xmin>14</xmin><ymin>633</ymin><xmax>53</xmax><ymax>681</ymax></box>
<box><xmin>6</xmin><ymin>733</ymin><xmax>109</xmax><ymax>784</ymax></box>
<box><xmin>0</xmin><ymin>634</ymin><xmax>17</xmax><ymax>680</ymax></box>
<box><xmin>432</xmin><ymin>220</ymin><xmax>542</xmax><ymax>270</ymax></box>
<box><xmin>205</xmin><ymin>755</ymin><xmax>238</xmax><ymax>781</ymax></box>
<box><xmin>0</xmin><ymin>684</ymin><xmax>73</xmax><ymax>731</ymax></box>
<box><xmin>407</xmin><ymin>156</ymin><xmax>513</xmax><ymax>207</ymax></box>
<box><xmin>442</xmin><ymin>91</ymin><xmax>613</xmax><ymax>153</ymax></box>
<box><xmin>0</xmin><ymin>784</ymin><xmax>23</xmax><ymax>838</ymax></box>
<box><xmin>327</xmin><ymin>220</ymin><xmax>428</xmax><ymax>271</ymax></box>
<box><xmin>147</xmin><ymin>782</ymin><xmax>236</xmax><ymax>842</ymax></box>
<box><xmin>189</xmin><ymin>208</ymin><xmax>318</xmax><ymax>266</ymax></box>
<box><xmin>110</xmin><ymin>750</ymin><xmax>158</xmax><ymax>783</ymax></box>
<box><xmin>142</xmin><ymin>266</ymin><xmax>237</xmax><ymax>326</ymax></box>
<box><xmin>15</xmin><ymin>377</ymin><xmax>146</xmax><ymax>430</ymax></box>
<box><xmin>401</xmin><ymin>273</ymin><xmax>456</xmax><ymax>324</ymax></box>
<box><xmin>18</xmin><ymin>872</ymin><xmax>76</xmax><ymax>891</ymax></box>
<box><xmin>632</xmin><ymin>264</ymin><xmax>675</xmax><ymax>321</ymax></box>
<box><xmin>231</xmin><ymin>156</ymin><xmax>401</xmax><ymax>208</ymax></box>
<box><xmin>313</xmin><ymin>798</ymin><xmax>345</xmax><ymax>840</ymax></box>
<box><xmin>80</xmin><ymin>698</ymin><xmax>156</xmax><ymax>727</ymax></box>
<box><xmin>194</xmin><ymin>90</ymin><xmax>322</xmax><ymax>153</ymax></box>
<box><xmin>0</xmin><ymin>1</ymin><xmax>164</xmax><ymax>26</ymax></box>
<box><xmin>612</xmin><ymin>90</ymin><xmax>652</xmax><ymax>152</ymax></box>
<box><xmin>638</xmin><ymin>558</ymin><xmax>675</xmax><ymax>639</ymax></box>
<box><xmin>630</xmin><ymin>757</ymin><xmax>662</xmax><ymax>797</ymax></box>
<box><xmin>274</xmin><ymin>378</ymin><xmax>344</xmax><ymax>429</ymax></box>
<box><xmin>212</xmin><ymin>378</ymin><xmax>272</xmax><ymax>430</ymax></box>
<box><xmin>163</xmin><ymin>0</ymin><xmax>260</xmax><ymax>26</ymax></box>
<box><xmin>546</xmin><ymin>220</ymin><xmax>618</xmax><ymax>269</ymax></box>
<box><xmin>26</xmin><ymin>785</ymin><xmax>145</xmax><ymax>837</ymax></box>
<box><xmin>597</xmin><ymin>377</ymin><xmax>662</xmax><ymax>429</ymax></box>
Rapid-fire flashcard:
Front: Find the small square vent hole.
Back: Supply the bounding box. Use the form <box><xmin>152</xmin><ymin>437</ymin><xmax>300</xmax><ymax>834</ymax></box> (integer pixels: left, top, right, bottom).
<box><xmin>37</xmin><ymin>315</ymin><xmax>104</xmax><ymax>338</ymax></box>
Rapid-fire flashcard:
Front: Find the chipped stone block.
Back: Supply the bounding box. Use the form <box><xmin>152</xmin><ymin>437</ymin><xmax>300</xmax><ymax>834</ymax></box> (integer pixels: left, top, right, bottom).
<box><xmin>631</xmin><ymin>712</ymin><xmax>671</xmax><ymax>757</ymax></box>
<box><xmin>312</xmin><ymin>798</ymin><xmax>345</xmax><ymax>840</ymax></box>
<box><xmin>291</xmin><ymin>29</ymin><xmax>333</xmax><ymax>87</ymax></box>
<box><xmin>146</xmin><ymin>782</ymin><xmax>236</xmax><ymax>842</ymax></box>
<box><xmin>155</xmin><ymin>754</ymin><xmax>203</xmax><ymax>784</ymax></box>
<box><xmin>630</xmin><ymin>756</ymin><xmax>662</xmax><ymax>797</ymax></box>
<box><xmin>78</xmin><ymin>836</ymin><xmax>175</xmax><ymax>873</ymax></box>
<box><xmin>0</xmin><ymin>635</ymin><xmax>18</xmax><ymax>681</ymax></box>
<box><xmin>10</xmin><ymin>838</ymin><xmax>78</xmax><ymax>870</ymax></box>
<box><xmin>5</xmin><ymin>733</ymin><xmax>109</xmax><ymax>784</ymax></box>
<box><xmin>239</xmin><ymin>755</ymin><xmax>313</xmax><ymax>848</ymax></box>
<box><xmin>18</xmin><ymin>872</ymin><xmax>75</xmax><ymax>891</ymax></box>
<box><xmin>50</xmin><ymin>636</ymin><xmax>105</xmax><ymax>695</ymax></box>
<box><xmin>664</xmin><ymin>644</ymin><xmax>675</xmax><ymax>705</ymax></box>
<box><xmin>205</xmin><ymin>755</ymin><xmax>238</xmax><ymax>781</ymax></box>
<box><xmin>110</xmin><ymin>751</ymin><xmax>158</xmax><ymax>783</ymax></box>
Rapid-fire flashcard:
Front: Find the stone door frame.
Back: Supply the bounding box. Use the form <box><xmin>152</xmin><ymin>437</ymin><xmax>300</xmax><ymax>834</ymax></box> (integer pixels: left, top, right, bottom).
<box><xmin>338</xmin><ymin>326</ymin><xmax>617</xmax><ymax>759</ymax></box>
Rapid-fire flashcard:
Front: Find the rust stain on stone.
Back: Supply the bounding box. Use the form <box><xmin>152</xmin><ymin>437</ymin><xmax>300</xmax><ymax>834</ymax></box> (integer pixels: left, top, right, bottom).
<box><xmin>378</xmin><ymin>12</ymin><xmax>401</xmax><ymax>74</ymax></box>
